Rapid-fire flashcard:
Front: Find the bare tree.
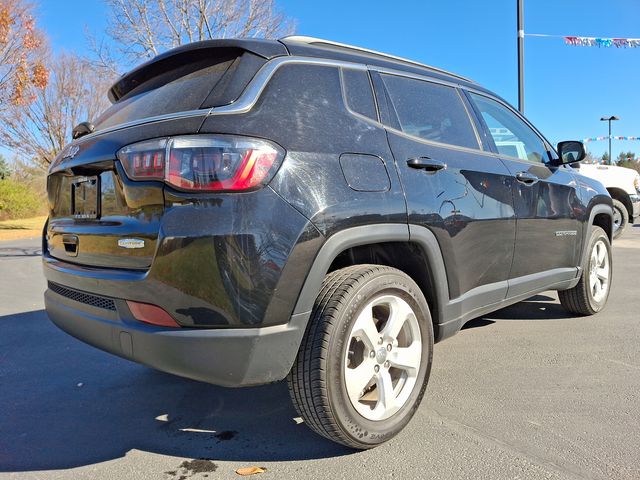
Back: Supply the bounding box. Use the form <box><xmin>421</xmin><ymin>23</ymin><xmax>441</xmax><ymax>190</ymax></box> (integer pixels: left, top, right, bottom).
<box><xmin>0</xmin><ymin>53</ymin><xmax>112</xmax><ymax>168</ymax></box>
<box><xmin>100</xmin><ymin>0</ymin><xmax>295</xmax><ymax>68</ymax></box>
<box><xmin>0</xmin><ymin>0</ymin><xmax>48</xmax><ymax>112</ymax></box>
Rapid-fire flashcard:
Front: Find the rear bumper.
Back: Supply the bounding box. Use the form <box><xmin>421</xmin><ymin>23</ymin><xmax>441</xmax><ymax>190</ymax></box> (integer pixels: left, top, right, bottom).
<box><xmin>45</xmin><ymin>286</ymin><xmax>309</xmax><ymax>387</ymax></box>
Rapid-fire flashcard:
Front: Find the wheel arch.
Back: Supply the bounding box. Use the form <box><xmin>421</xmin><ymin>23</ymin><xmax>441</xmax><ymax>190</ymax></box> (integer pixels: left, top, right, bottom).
<box><xmin>579</xmin><ymin>203</ymin><xmax>613</xmax><ymax>270</ymax></box>
<box><xmin>607</xmin><ymin>187</ymin><xmax>633</xmax><ymax>217</ymax></box>
<box><xmin>291</xmin><ymin>224</ymin><xmax>449</xmax><ymax>340</ymax></box>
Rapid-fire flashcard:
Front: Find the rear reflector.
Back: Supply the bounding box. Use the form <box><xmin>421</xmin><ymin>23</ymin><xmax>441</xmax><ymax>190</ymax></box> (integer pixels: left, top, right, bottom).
<box><xmin>127</xmin><ymin>301</ymin><xmax>180</xmax><ymax>327</ymax></box>
<box><xmin>117</xmin><ymin>135</ymin><xmax>284</xmax><ymax>192</ymax></box>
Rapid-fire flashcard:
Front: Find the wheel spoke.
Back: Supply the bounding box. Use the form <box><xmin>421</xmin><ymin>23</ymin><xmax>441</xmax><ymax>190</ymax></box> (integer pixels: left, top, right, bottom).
<box><xmin>351</xmin><ymin>308</ymin><xmax>380</xmax><ymax>350</ymax></box>
<box><xmin>388</xmin><ymin>342</ymin><xmax>421</xmax><ymax>375</ymax></box>
<box><xmin>589</xmin><ymin>272</ymin><xmax>598</xmax><ymax>291</ymax></box>
<box><xmin>593</xmin><ymin>277</ymin><xmax>602</xmax><ymax>298</ymax></box>
<box><xmin>345</xmin><ymin>360</ymin><xmax>375</xmax><ymax>401</ymax></box>
<box><xmin>376</xmin><ymin>370</ymin><xmax>396</xmax><ymax>412</ymax></box>
<box><xmin>381</xmin><ymin>297</ymin><xmax>413</xmax><ymax>341</ymax></box>
<box><xmin>596</xmin><ymin>267</ymin><xmax>609</xmax><ymax>281</ymax></box>
<box><xmin>597</xmin><ymin>243</ymin><xmax>606</xmax><ymax>265</ymax></box>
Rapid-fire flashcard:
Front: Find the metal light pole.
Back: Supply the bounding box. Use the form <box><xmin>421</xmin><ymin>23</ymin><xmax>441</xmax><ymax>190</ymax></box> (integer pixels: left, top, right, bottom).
<box><xmin>600</xmin><ymin>115</ymin><xmax>619</xmax><ymax>164</ymax></box>
<box><xmin>517</xmin><ymin>0</ymin><xmax>525</xmax><ymax>113</ymax></box>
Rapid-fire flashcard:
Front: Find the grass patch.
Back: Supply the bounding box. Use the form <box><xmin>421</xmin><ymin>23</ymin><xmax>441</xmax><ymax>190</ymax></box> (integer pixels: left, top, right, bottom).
<box><xmin>0</xmin><ymin>215</ymin><xmax>47</xmax><ymax>241</ymax></box>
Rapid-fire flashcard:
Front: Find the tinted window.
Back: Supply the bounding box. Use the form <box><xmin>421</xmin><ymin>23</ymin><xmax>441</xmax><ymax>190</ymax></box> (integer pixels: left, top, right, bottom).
<box><xmin>94</xmin><ymin>58</ymin><xmax>235</xmax><ymax>130</ymax></box>
<box><xmin>470</xmin><ymin>93</ymin><xmax>549</xmax><ymax>163</ymax></box>
<box><xmin>341</xmin><ymin>68</ymin><xmax>377</xmax><ymax>120</ymax></box>
<box><xmin>381</xmin><ymin>74</ymin><xmax>479</xmax><ymax>149</ymax></box>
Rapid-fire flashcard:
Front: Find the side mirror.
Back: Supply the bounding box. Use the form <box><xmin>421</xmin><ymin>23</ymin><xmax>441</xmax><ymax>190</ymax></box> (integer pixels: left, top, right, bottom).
<box><xmin>72</xmin><ymin>121</ymin><xmax>95</xmax><ymax>140</ymax></box>
<box><xmin>557</xmin><ymin>141</ymin><xmax>586</xmax><ymax>164</ymax></box>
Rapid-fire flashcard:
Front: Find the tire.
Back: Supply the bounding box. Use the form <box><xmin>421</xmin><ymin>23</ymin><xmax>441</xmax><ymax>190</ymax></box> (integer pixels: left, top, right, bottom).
<box><xmin>287</xmin><ymin>264</ymin><xmax>433</xmax><ymax>449</ymax></box>
<box><xmin>611</xmin><ymin>198</ymin><xmax>628</xmax><ymax>240</ymax></box>
<box><xmin>558</xmin><ymin>226</ymin><xmax>612</xmax><ymax>315</ymax></box>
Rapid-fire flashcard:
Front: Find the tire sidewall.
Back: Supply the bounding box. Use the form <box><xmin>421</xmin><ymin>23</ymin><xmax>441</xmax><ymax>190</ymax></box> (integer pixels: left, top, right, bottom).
<box><xmin>584</xmin><ymin>227</ymin><xmax>613</xmax><ymax>312</ymax></box>
<box><xmin>325</xmin><ymin>271</ymin><xmax>433</xmax><ymax>448</ymax></box>
<box><xmin>612</xmin><ymin>199</ymin><xmax>628</xmax><ymax>239</ymax></box>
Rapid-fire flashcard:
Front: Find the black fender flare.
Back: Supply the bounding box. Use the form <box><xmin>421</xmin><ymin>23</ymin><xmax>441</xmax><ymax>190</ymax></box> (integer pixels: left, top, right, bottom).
<box><xmin>578</xmin><ymin>203</ymin><xmax>614</xmax><ymax>269</ymax></box>
<box><xmin>291</xmin><ymin>223</ymin><xmax>450</xmax><ymax>327</ymax></box>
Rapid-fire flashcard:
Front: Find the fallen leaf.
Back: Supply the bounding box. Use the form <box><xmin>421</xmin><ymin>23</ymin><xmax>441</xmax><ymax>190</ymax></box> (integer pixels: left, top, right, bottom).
<box><xmin>235</xmin><ymin>466</ymin><xmax>266</xmax><ymax>476</ymax></box>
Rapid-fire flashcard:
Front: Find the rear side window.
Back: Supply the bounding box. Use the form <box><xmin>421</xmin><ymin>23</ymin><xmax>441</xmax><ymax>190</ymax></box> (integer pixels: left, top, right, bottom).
<box><xmin>341</xmin><ymin>68</ymin><xmax>377</xmax><ymax>121</ymax></box>
<box><xmin>381</xmin><ymin>74</ymin><xmax>479</xmax><ymax>149</ymax></box>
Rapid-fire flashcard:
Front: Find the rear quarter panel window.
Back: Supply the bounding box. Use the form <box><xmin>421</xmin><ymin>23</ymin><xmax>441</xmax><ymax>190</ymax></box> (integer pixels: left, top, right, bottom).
<box><xmin>381</xmin><ymin>74</ymin><xmax>479</xmax><ymax>149</ymax></box>
<box><xmin>341</xmin><ymin>68</ymin><xmax>377</xmax><ymax>121</ymax></box>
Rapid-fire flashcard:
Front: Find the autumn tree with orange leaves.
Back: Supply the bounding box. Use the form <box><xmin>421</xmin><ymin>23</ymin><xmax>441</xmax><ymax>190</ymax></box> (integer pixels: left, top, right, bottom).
<box><xmin>0</xmin><ymin>0</ymin><xmax>48</xmax><ymax>109</ymax></box>
<box><xmin>0</xmin><ymin>1</ymin><xmax>111</xmax><ymax>168</ymax></box>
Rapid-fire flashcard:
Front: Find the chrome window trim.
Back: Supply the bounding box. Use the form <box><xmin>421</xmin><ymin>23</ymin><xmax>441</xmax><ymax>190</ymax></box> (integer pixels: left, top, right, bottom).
<box><xmin>77</xmin><ymin>108</ymin><xmax>214</xmax><ymax>142</ymax></box>
<box><xmin>338</xmin><ymin>67</ymin><xmax>381</xmax><ymax>124</ymax></box>
<box><xmin>78</xmin><ymin>55</ymin><xmax>535</xmax><ymax>155</ymax></box>
<box><xmin>382</xmin><ymin>124</ymin><xmax>499</xmax><ymax>158</ymax></box>
<box><xmin>211</xmin><ymin>56</ymin><xmax>367</xmax><ymax>116</ymax></box>
<box><xmin>78</xmin><ymin>57</ymin><xmax>368</xmax><ymax>143</ymax></box>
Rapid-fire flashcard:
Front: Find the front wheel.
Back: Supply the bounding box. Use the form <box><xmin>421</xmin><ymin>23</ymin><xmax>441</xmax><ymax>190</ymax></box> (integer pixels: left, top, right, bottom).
<box><xmin>287</xmin><ymin>265</ymin><xmax>433</xmax><ymax>449</ymax></box>
<box><xmin>611</xmin><ymin>199</ymin><xmax>628</xmax><ymax>240</ymax></box>
<box><xmin>558</xmin><ymin>226</ymin><xmax>612</xmax><ymax>315</ymax></box>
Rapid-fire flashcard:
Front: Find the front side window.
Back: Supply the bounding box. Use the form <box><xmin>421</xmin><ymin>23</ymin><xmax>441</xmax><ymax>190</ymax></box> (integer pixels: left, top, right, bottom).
<box><xmin>470</xmin><ymin>93</ymin><xmax>549</xmax><ymax>163</ymax></box>
<box><xmin>381</xmin><ymin>74</ymin><xmax>479</xmax><ymax>149</ymax></box>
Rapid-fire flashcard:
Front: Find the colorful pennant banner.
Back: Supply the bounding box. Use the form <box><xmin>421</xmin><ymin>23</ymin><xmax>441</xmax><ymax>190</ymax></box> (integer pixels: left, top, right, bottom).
<box><xmin>583</xmin><ymin>136</ymin><xmax>640</xmax><ymax>143</ymax></box>
<box><xmin>564</xmin><ymin>36</ymin><xmax>640</xmax><ymax>48</ymax></box>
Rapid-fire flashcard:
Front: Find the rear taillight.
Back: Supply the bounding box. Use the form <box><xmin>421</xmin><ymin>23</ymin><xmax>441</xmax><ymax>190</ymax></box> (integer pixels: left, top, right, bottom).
<box><xmin>117</xmin><ymin>135</ymin><xmax>284</xmax><ymax>192</ymax></box>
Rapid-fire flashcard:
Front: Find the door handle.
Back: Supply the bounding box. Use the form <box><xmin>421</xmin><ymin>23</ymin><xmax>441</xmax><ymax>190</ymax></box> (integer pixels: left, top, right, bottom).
<box><xmin>515</xmin><ymin>171</ymin><xmax>539</xmax><ymax>185</ymax></box>
<box><xmin>407</xmin><ymin>157</ymin><xmax>446</xmax><ymax>172</ymax></box>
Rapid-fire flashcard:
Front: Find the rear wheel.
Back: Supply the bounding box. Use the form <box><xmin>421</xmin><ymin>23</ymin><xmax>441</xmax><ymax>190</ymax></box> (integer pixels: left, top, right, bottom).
<box><xmin>611</xmin><ymin>198</ymin><xmax>628</xmax><ymax>240</ymax></box>
<box><xmin>287</xmin><ymin>265</ymin><xmax>433</xmax><ymax>449</ymax></box>
<box><xmin>558</xmin><ymin>226</ymin><xmax>612</xmax><ymax>315</ymax></box>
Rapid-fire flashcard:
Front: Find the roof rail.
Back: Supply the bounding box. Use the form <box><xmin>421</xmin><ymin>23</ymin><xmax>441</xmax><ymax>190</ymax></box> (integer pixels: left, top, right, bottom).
<box><xmin>280</xmin><ymin>35</ymin><xmax>476</xmax><ymax>84</ymax></box>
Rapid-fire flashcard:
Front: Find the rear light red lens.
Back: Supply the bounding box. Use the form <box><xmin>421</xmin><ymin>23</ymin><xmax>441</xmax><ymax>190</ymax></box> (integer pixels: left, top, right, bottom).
<box><xmin>117</xmin><ymin>135</ymin><xmax>284</xmax><ymax>192</ymax></box>
<box><xmin>127</xmin><ymin>300</ymin><xmax>180</xmax><ymax>327</ymax></box>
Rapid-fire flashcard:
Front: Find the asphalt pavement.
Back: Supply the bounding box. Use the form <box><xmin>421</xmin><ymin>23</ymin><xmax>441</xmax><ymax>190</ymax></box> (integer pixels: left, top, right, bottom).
<box><xmin>1</xmin><ymin>228</ymin><xmax>639</xmax><ymax>479</ymax></box>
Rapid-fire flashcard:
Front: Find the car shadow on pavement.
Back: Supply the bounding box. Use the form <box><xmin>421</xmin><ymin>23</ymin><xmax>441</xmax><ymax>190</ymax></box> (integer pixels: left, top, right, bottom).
<box><xmin>0</xmin><ymin>310</ymin><xmax>351</xmax><ymax>473</ymax></box>
<box><xmin>462</xmin><ymin>294</ymin><xmax>575</xmax><ymax>331</ymax></box>
<box><xmin>485</xmin><ymin>293</ymin><xmax>576</xmax><ymax>321</ymax></box>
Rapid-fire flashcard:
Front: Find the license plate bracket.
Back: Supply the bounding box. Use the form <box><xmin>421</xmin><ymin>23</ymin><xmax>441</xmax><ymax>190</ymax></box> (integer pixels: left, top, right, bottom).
<box><xmin>72</xmin><ymin>176</ymin><xmax>100</xmax><ymax>219</ymax></box>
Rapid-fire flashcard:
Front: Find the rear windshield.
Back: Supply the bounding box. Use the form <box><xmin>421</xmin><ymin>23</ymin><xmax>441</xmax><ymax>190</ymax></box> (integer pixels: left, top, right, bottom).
<box><xmin>94</xmin><ymin>57</ymin><xmax>235</xmax><ymax>130</ymax></box>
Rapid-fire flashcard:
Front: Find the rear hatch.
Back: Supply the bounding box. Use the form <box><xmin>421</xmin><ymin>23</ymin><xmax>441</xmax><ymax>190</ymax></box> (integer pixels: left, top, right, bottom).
<box><xmin>46</xmin><ymin>39</ymin><xmax>287</xmax><ymax>269</ymax></box>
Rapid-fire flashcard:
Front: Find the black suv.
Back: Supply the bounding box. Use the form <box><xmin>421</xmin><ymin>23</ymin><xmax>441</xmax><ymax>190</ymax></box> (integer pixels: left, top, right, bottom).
<box><xmin>44</xmin><ymin>36</ymin><xmax>614</xmax><ymax>448</ymax></box>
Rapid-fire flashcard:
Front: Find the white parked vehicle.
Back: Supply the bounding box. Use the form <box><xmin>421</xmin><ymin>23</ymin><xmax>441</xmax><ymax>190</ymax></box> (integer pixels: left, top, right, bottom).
<box><xmin>576</xmin><ymin>163</ymin><xmax>640</xmax><ymax>238</ymax></box>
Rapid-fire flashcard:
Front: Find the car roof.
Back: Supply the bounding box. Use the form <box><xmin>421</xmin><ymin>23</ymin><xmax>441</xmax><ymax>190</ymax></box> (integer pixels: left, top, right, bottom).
<box><xmin>278</xmin><ymin>36</ymin><xmax>481</xmax><ymax>90</ymax></box>
<box><xmin>110</xmin><ymin>36</ymin><xmax>497</xmax><ymax>103</ymax></box>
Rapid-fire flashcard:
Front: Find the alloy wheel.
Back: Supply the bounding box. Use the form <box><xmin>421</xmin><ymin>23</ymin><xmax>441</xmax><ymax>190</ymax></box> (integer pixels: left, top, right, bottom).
<box><xmin>344</xmin><ymin>294</ymin><xmax>422</xmax><ymax>421</ymax></box>
<box><xmin>589</xmin><ymin>240</ymin><xmax>610</xmax><ymax>303</ymax></box>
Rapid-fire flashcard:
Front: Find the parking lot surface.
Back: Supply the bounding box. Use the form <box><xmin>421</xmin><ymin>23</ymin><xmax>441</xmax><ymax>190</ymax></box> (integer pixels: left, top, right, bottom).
<box><xmin>1</xmin><ymin>228</ymin><xmax>639</xmax><ymax>479</ymax></box>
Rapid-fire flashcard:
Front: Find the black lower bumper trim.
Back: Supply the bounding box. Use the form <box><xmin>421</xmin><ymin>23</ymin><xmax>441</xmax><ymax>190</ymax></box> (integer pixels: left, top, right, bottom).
<box><xmin>44</xmin><ymin>288</ymin><xmax>310</xmax><ymax>387</ymax></box>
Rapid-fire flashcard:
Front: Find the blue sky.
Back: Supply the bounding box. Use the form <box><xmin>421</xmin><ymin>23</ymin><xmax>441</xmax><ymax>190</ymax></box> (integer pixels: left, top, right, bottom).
<box><xmin>29</xmin><ymin>0</ymin><xmax>640</xmax><ymax>160</ymax></box>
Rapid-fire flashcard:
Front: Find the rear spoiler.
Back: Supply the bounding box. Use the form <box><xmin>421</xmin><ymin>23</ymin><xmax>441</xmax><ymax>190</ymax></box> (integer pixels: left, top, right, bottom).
<box><xmin>108</xmin><ymin>38</ymin><xmax>288</xmax><ymax>103</ymax></box>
